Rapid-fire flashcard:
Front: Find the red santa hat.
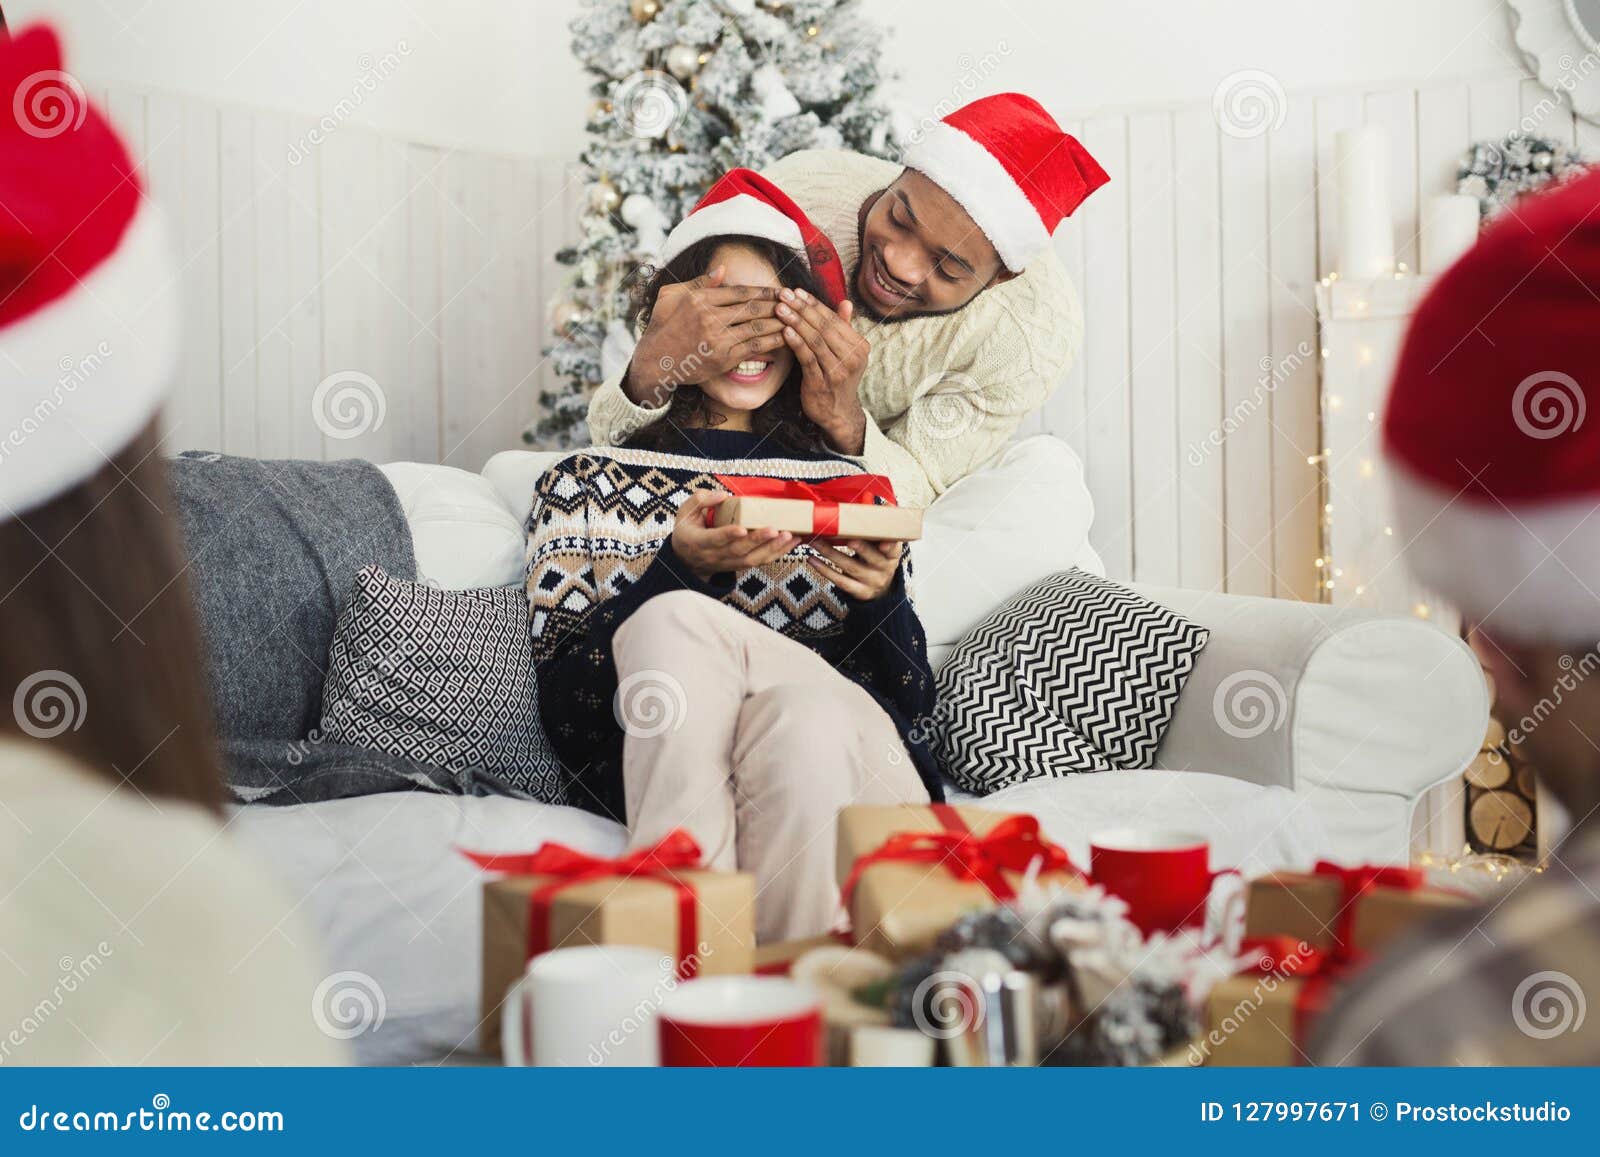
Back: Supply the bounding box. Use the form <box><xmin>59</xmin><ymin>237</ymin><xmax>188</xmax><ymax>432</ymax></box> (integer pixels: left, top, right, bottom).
<box><xmin>903</xmin><ymin>92</ymin><xmax>1109</xmax><ymax>273</ymax></box>
<box><xmin>660</xmin><ymin>168</ymin><xmax>848</xmax><ymax>306</ymax></box>
<box><xmin>0</xmin><ymin>24</ymin><xmax>178</xmax><ymax>521</ymax></box>
<box><xmin>1384</xmin><ymin>167</ymin><xmax>1600</xmax><ymax>642</ymax></box>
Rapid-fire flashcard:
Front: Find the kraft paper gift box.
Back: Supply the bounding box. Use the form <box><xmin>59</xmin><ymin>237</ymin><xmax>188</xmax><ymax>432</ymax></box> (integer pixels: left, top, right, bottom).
<box><xmin>475</xmin><ymin>850</ymin><xmax>754</xmax><ymax>1056</ymax></box>
<box><xmin>1200</xmin><ymin>939</ymin><xmax>1334</xmax><ymax>1067</ymax></box>
<box><xmin>711</xmin><ymin>494</ymin><xmax>923</xmax><ymax>542</ymax></box>
<box><xmin>706</xmin><ymin>472</ymin><xmax>922</xmax><ymax>542</ymax></box>
<box><xmin>1240</xmin><ymin>862</ymin><xmax>1472</xmax><ymax>957</ymax></box>
<box><xmin>835</xmin><ymin>803</ymin><xmax>1081</xmax><ymax>959</ymax></box>
<box><xmin>1201</xmin><ymin>863</ymin><xmax>1473</xmax><ymax>1066</ymax></box>
<box><xmin>753</xmin><ymin>934</ymin><xmax>848</xmax><ymax>976</ymax></box>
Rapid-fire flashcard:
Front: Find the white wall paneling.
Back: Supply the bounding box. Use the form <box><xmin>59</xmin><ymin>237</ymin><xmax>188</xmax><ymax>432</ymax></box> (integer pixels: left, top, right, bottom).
<box><xmin>99</xmin><ymin>70</ymin><xmax>1544</xmax><ymax>596</ymax></box>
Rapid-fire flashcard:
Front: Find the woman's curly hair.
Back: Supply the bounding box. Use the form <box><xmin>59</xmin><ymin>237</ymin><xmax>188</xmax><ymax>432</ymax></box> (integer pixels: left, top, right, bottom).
<box><xmin>621</xmin><ymin>234</ymin><xmax>829</xmax><ymax>456</ymax></box>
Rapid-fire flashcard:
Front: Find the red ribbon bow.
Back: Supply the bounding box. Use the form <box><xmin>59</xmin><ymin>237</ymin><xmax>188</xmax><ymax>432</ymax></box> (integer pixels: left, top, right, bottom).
<box><xmin>1236</xmin><ymin>863</ymin><xmax>1426</xmax><ymax>1060</ymax></box>
<box><xmin>706</xmin><ymin>473</ymin><xmax>898</xmax><ymax>537</ymax></box>
<box><xmin>842</xmin><ymin>804</ymin><xmax>1079</xmax><ymax>908</ymax></box>
<box><xmin>1238</xmin><ymin>934</ymin><xmax>1339</xmax><ymax>1049</ymax></box>
<box><xmin>1311</xmin><ymin>860</ymin><xmax>1423</xmax><ymax>964</ymax></box>
<box><xmin>460</xmin><ymin>829</ymin><xmax>706</xmax><ymax>980</ymax></box>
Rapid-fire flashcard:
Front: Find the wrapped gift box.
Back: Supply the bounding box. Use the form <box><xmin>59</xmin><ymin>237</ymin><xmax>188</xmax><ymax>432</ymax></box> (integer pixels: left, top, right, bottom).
<box><xmin>1200</xmin><ymin>940</ymin><xmax>1330</xmax><ymax>1067</ymax></box>
<box><xmin>754</xmin><ymin>934</ymin><xmax>848</xmax><ymax>976</ymax></box>
<box><xmin>711</xmin><ymin>494</ymin><xmax>922</xmax><ymax>541</ymax></box>
<box><xmin>479</xmin><ymin>865</ymin><xmax>754</xmax><ymax>1055</ymax></box>
<box><xmin>1203</xmin><ymin>863</ymin><xmax>1474</xmax><ymax>1066</ymax></box>
<box><xmin>835</xmin><ymin>803</ymin><xmax>1081</xmax><ymax>958</ymax></box>
<box><xmin>1241</xmin><ymin>864</ymin><xmax>1471</xmax><ymax>956</ymax></box>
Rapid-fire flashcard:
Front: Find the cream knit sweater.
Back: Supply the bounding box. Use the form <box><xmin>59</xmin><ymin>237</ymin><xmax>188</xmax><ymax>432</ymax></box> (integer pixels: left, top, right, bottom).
<box><xmin>586</xmin><ymin>149</ymin><xmax>1082</xmax><ymax>508</ymax></box>
<box><xmin>0</xmin><ymin>737</ymin><xmax>343</xmax><ymax>1065</ymax></box>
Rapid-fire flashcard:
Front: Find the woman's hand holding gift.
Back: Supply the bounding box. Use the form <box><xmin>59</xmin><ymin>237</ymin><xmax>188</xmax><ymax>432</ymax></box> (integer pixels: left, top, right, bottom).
<box><xmin>671</xmin><ymin>490</ymin><xmax>795</xmax><ymax>582</ymax></box>
<box><xmin>809</xmin><ymin>539</ymin><xmax>903</xmax><ymax>602</ymax></box>
<box><xmin>778</xmin><ymin>288</ymin><xmax>871</xmax><ymax>455</ymax></box>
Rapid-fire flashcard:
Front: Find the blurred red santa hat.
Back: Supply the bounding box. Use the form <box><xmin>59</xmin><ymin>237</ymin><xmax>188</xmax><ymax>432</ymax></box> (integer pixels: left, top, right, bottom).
<box><xmin>0</xmin><ymin>24</ymin><xmax>179</xmax><ymax>521</ymax></box>
<box><xmin>1384</xmin><ymin>167</ymin><xmax>1600</xmax><ymax>641</ymax></box>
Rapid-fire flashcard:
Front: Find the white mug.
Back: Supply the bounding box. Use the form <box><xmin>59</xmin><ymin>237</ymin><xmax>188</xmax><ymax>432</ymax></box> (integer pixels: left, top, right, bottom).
<box><xmin>501</xmin><ymin>945</ymin><xmax>675</xmax><ymax>1067</ymax></box>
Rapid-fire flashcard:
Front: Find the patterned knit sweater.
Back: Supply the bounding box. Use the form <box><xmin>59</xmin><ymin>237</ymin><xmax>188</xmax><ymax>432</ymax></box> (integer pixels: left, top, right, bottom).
<box><xmin>524</xmin><ymin>428</ymin><xmax>943</xmax><ymax>821</ymax></box>
<box><xmin>587</xmin><ymin>148</ymin><xmax>1083</xmax><ymax>508</ymax></box>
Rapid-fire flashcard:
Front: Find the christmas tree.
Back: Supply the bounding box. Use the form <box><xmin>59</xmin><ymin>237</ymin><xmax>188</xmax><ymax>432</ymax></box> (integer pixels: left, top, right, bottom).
<box><xmin>525</xmin><ymin>0</ymin><xmax>901</xmax><ymax>447</ymax></box>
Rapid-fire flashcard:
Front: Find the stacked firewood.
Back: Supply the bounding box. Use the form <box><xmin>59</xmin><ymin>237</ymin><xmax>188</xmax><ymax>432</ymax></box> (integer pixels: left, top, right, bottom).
<box><xmin>1464</xmin><ymin>714</ymin><xmax>1538</xmax><ymax>857</ymax></box>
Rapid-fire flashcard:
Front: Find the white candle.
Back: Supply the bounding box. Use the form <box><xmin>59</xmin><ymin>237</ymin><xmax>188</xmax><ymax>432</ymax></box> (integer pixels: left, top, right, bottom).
<box><xmin>1335</xmin><ymin>126</ymin><xmax>1394</xmax><ymax>278</ymax></box>
<box><xmin>1420</xmin><ymin>193</ymin><xmax>1481</xmax><ymax>274</ymax></box>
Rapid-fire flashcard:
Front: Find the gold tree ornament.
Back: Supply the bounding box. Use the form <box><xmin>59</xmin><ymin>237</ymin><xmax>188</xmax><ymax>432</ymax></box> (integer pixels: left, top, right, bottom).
<box><xmin>589</xmin><ymin>178</ymin><xmax>622</xmax><ymax>215</ymax></box>
<box><xmin>551</xmin><ymin>300</ymin><xmax>591</xmax><ymax>336</ymax></box>
<box><xmin>630</xmin><ymin>0</ymin><xmax>661</xmax><ymax>23</ymax></box>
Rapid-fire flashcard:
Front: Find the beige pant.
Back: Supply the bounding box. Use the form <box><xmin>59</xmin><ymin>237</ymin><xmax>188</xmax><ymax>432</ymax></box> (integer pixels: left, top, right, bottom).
<box><xmin>612</xmin><ymin>591</ymin><xmax>930</xmax><ymax>942</ymax></box>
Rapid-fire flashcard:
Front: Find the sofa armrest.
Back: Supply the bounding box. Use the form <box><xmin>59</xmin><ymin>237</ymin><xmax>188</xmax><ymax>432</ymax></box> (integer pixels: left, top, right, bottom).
<box><xmin>1130</xmin><ymin>585</ymin><xmax>1487</xmax><ymax>856</ymax></box>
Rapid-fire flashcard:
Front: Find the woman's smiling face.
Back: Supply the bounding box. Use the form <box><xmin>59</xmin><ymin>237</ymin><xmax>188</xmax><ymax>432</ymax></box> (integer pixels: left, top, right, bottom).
<box><xmin>697</xmin><ymin>242</ymin><xmax>797</xmax><ymax>415</ymax></box>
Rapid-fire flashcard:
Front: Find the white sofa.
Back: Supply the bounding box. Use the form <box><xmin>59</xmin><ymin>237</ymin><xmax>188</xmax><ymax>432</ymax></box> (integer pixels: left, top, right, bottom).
<box><xmin>230</xmin><ymin>436</ymin><xmax>1487</xmax><ymax>1063</ymax></box>
<box><xmin>433</xmin><ymin>435</ymin><xmax>1483</xmax><ymax>864</ymax></box>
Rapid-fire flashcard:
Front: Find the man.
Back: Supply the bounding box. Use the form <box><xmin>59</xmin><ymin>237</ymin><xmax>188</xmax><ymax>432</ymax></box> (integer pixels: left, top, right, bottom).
<box><xmin>586</xmin><ymin>92</ymin><xmax>1109</xmax><ymax>507</ymax></box>
<box><xmin>1310</xmin><ymin>169</ymin><xmax>1600</xmax><ymax>1065</ymax></box>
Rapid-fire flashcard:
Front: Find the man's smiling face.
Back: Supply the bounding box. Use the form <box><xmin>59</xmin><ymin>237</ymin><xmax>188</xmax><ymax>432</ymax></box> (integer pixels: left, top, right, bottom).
<box><xmin>852</xmin><ymin>167</ymin><xmax>1013</xmax><ymax>322</ymax></box>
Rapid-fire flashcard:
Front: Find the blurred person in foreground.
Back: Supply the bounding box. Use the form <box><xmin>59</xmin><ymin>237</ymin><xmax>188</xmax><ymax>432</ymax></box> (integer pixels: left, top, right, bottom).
<box><xmin>1312</xmin><ymin>168</ymin><xmax>1600</xmax><ymax>1065</ymax></box>
<box><xmin>0</xmin><ymin>24</ymin><xmax>340</xmax><ymax>1064</ymax></box>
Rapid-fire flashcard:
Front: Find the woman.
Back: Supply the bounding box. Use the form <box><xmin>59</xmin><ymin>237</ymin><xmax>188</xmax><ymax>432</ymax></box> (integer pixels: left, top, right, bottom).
<box><xmin>0</xmin><ymin>23</ymin><xmax>339</xmax><ymax>1064</ymax></box>
<box><xmin>526</xmin><ymin>171</ymin><xmax>938</xmax><ymax>942</ymax></box>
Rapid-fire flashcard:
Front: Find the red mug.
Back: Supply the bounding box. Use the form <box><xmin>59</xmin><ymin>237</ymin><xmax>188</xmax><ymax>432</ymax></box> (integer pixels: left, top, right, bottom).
<box><xmin>1089</xmin><ymin>829</ymin><xmax>1240</xmax><ymax>937</ymax></box>
<box><xmin>658</xmin><ymin>977</ymin><xmax>823</xmax><ymax>1067</ymax></box>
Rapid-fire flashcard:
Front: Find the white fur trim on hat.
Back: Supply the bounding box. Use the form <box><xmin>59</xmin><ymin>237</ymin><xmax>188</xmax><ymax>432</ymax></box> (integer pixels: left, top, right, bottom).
<box><xmin>660</xmin><ymin>193</ymin><xmax>805</xmax><ymax>266</ymax></box>
<box><xmin>1389</xmin><ymin>458</ymin><xmax>1600</xmax><ymax>643</ymax></box>
<box><xmin>0</xmin><ymin>201</ymin><xmax>179</xmax><ymax>520</ymax></box>
<box><xmin>903</xmin><ymin>121</ymin><xmax>1051</xmax><ymax>272</ymax></box>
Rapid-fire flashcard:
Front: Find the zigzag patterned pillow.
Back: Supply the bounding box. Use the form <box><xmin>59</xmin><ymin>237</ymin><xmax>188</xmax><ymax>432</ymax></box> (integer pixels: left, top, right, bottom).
<box><xmin>319</xmin><ymin>567</ymin><xmax>568</xmax><ymax>802</ymax></box>
<box><xmin>934</xmin><ymin>569</ymin><xmax>1209</xmax><ymax>794</ymax></box>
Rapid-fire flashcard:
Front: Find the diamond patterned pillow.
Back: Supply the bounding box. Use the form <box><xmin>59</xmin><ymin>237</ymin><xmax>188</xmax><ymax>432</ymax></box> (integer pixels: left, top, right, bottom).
<box><xmin>318</xmin><ymin>567</ymin><xmax>568</xmax><ymax>802</ymax></box>
<box><xmin>935</xmin><ymin>569</ymin><xmax>1210</xmax><ymax>794</ymax></box>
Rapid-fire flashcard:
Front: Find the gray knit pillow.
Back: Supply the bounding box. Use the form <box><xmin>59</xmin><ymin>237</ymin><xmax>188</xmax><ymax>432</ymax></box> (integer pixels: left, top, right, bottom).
<box><xmin>318</xmin><ymin>567</ymin><xmax>568</xmax><ymax>802</ymax></box>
